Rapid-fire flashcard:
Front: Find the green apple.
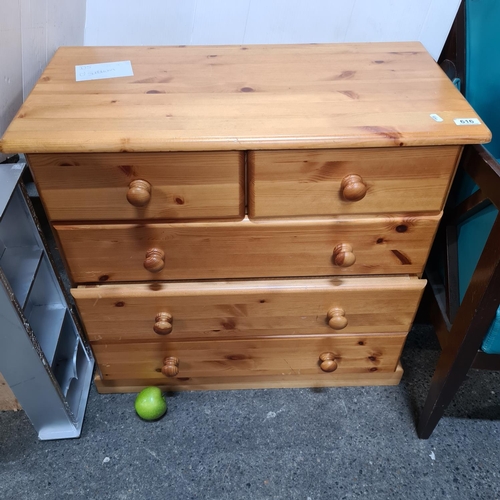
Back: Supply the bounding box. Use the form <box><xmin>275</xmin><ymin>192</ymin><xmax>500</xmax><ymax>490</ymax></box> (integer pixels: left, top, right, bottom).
<box><xmin>134</xmin><ymin>387</ymin><xmax>167</xmax><ymax>421</ymax></box>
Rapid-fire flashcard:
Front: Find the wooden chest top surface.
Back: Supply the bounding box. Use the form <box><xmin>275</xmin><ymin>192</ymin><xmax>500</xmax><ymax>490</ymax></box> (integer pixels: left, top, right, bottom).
<box><xmin>0</xmin><ymin>42</ymin><xmax>491</xmax><ymax>154</ymax></box>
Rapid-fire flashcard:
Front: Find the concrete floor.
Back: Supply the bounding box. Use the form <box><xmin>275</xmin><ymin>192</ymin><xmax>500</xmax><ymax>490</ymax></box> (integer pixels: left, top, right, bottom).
<box><xmin>1</xmin><ymin>324</ymin><xmax>500</xmax><ymax>500</ymax></box>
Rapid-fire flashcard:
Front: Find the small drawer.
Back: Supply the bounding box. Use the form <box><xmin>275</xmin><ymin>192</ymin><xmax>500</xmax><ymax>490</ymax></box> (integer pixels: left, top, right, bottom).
<box><xmin>248</xmin><ymin>146</ymin><xmax>461</xmax><ymax>218</ymax></box>
<box><xmin>28</xmin><ymin>152</ymin><xmax>244</xmax><ymax>221</ymax></box>
<box><xmin>55</xmin><ymin>215</ymin><xmax>440</xmax><ymax>283</ymax></box>
<box><xmin>73</xmin><ymin>276</ymin><xmax>425</xmax><ymax>342</ymax></box>
<box><xmin>92</xmin><ymin>333</ymin><xmax>407</xmax><ymax>383</ymax></box>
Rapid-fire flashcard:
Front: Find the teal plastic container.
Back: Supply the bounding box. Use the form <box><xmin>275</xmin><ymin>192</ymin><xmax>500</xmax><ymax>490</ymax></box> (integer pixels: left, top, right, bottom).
<box><xmin>456</xmin><ymin>0</ymin><xmax>500</xmax><ymax>353</ymax></box>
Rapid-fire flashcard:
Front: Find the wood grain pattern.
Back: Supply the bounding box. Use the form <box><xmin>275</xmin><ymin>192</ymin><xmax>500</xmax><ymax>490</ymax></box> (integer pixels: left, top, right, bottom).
<box><xmin>92</xmin><ymin>333</ymin><xmax>406</xmax><ymax>381</ymax></box>
<box><xmin>72</xmin><ymin>276</ymin><xmax>425</xmax><ymax>342</ymax></box>
<box><xmin>27</xmin><ymin>152</ymin><xmax>244</xmax><ymax>221</ymax></box>
<box><xmin>2</xmin><ymin>42</ymin><xmax>477</xmax><ymax>393</ymax></box>
<box><xmin>0</xmin><ymin>372</ymin><xmax>21</xmax><ymax>411</ymax></box>
<box><xmin>0</xmin><ymin>43</ymin><xmax>490</xmax><ymax>154</ymax></box>
<box><xmin>249</xmin><ymin>146</ymin><xmax>461</xmax><ymax>217</ymax></box>
<box><xmin>93</xmin><ymin>363</ymin><xmax>404</xmax><ymax>393</ymax></box>
<box><xmin>55</xmin><ymin>215</ymin><xmax>440</xmax><ymax>283</ymax></box>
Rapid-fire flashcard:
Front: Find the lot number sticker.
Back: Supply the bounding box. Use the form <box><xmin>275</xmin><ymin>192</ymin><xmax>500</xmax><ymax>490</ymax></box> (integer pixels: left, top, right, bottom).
<box><xmin>454</xmin><ymin>118</ymin><xmax>481</xmax><ymax>126</ymax></box>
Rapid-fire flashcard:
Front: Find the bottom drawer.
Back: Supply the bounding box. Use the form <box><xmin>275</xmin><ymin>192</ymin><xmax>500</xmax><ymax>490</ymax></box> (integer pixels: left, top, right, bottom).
<box><xmin>95</xmin><ymin>364</ymin><xmax>404</xmax><ymax>393</ymax></box>
<box><xmin>93</xmin><ymin>333</ymin><xmax>406</xmax><ymax>390</ymax></box>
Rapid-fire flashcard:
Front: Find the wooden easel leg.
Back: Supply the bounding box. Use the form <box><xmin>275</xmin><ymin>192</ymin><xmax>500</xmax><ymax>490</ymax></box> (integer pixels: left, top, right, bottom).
<box><xmin>417</xmin><ymin>330</ymin><xmax>486</xmax><ymax>439</ymax></box>
<box><xmin>418</xmin><ymin>216</ymin><xmax>500</xmax><ymax>438</ymax></box>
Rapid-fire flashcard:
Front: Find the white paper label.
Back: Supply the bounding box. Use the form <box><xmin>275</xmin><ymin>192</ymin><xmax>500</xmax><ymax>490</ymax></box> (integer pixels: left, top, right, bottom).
<box><xmin>75</xmin><ymin>61</ymin><xmax>133</xmax><ymax>82</ymax></box>
<box><xmin>430</xmin><ymin>114</ymin><xmax>443</xmax><ymax>122</ymax></box>
<box><xmin>454</xmin><ymin>118</ymin><xmax>481</xmax><ymax>126</ymax></box>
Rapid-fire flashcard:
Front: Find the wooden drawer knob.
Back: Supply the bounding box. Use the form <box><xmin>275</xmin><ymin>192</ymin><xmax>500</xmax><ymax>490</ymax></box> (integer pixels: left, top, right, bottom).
<box><xmin>162</xmin><ymin>357</ymin><xmax>179</xmax><ymax>377</ymax></box>
<box><xmin>332</xmin><ymin>243</ymin><xmax>356</xmax><ymax>267</ymax></box>
<box><xmin>327</xmin><ymin>308</ymin><xmax>348</xmax><ymax>330</ymax></box>
<box><xmin>144</xmin><ymin>248</ymin><xmax>165</xmax><ymax>273</ymax></box>
<box><xmin>127</xmin><ymin>179</ymin><xmax>151</xmax><ymax>207</ymax></box>
<box><xmin>154</xmin><ymin>313</ymin><xmax>173</xmax><ymax>335</ymax></box>
<box><xmin>319</xmin><ymin>352</ymin><xmax>338</xmax><ymax>372</ymax></box>
<box><xmin>341</xmin><ymin>174</ymin><xmax>367</xmax><ymax>202</ymax></box>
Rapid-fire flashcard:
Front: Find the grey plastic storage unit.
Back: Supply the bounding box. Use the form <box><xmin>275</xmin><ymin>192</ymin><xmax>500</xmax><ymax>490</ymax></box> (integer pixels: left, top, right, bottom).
<box><xmin>0</xmin><ymin>161</ymin><xmax>94</xmax><ymax>440</ymax></box>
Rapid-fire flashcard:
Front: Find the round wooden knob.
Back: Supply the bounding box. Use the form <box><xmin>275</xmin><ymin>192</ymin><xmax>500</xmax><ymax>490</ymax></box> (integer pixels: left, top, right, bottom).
<box><xmin>144</xmin><ymin>248</ymin><xmax>165</xmax><ymax>273</ymax></box>
<box><xmin>327</xmin><ymin>308</ymin><xmax>348</xmax><ymax>330</ymax></box>
<box><xmin>332</xmin><ymin>243</ymin><xmax>356</xmax><ymax>267</ymax></box>
<box><xmin>319</xmin><ymin>352</ymin><xmax>338</xmax><ymax>372</ymax></box>
<box><xmin>341</xmin><ymin>174</ymin><xmax>367</xmax><ymax>202</ymax></box>
<box><xmin>153</xmin><ymin>313</ymin><xmax>173</xmax><ymax>335</ymax></box>
<box><xmin>127</xmin><ymin>179</ymin><xmax>151</xmax><ymax>207</ymax></box>
<box><xmin>161</xmin><ymin>357</ymin><xmax>179</xmax><ymax>377</ymax></box>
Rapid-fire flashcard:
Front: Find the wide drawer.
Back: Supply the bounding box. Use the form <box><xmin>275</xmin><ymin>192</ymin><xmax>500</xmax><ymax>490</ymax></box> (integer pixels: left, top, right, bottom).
<box><xmin>92</xmin><ymin>333</ymin><xmax>407</xmax><ymax>381</ymax></box>
<box><xmin>248</xmin><ymin>146</ymin><xmax>461</xmax><ymax>218</ymax></box>
<box><xmin>27</xmin><ymin>152</ymin><xmax>244</xmax><ymax>221</ymax></box>
<box><xmin>55</xmin><ymin>215</ymin><xmax>440</xmax><ymax>283</ymax></box>
<box><xmin>73</xmin><ymin>277</ymin><xmax>425</xmax><ymax>342</ymax></box>
<box><xmin>94</xmin><ymin>364</ymin><xmax>404</xmax><ymax>392</ymax></box>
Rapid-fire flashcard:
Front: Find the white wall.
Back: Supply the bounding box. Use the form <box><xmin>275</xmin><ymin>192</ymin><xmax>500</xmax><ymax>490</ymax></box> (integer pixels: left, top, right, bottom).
<box><xmin>0</xmin><ymin>0</ymin><xmax>86</xmax><ymax>160</ymax></box>
<box><xmin>85</xmin><ymin>0</ymin><xmax>460</xmax><ymax>60</ymax></box>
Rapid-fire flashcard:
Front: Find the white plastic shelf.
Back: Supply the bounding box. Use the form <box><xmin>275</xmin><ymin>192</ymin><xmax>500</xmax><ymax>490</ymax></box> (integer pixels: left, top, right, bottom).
<box><xmin>0</xmin><ymin>162</ymin><xmax>94</xmax><ymax>440</ymax></box>
<box><xmin>0</xmin><ymin>246</ymin><xmax>42</xmax><ymax>309</ymax></box>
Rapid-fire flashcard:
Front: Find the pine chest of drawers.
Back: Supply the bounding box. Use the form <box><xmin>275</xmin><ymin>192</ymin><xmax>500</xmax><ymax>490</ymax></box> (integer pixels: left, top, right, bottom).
<box><xmin>0</xmin><ymin>43</ymin><xmax>490</xmax><ymax>393</ymax></box>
